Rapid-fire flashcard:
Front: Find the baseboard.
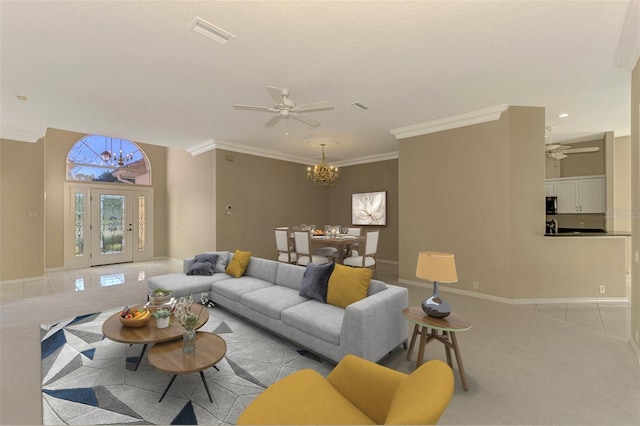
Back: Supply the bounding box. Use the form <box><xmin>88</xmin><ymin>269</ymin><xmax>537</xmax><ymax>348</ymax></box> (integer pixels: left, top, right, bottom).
<box><xmin>0</xmin><ymin>275</ymin><xmax>46</xmax><ymax>285</ymax></box>
<box><xmin>377</xmin><ymin>259</ymin><xmax>399</xmax><ymax>265</ymax></box>
<box><xmin>398</xmin><ymin>278</ymin><xmax>630</xmax><ymax>305</ymax></box>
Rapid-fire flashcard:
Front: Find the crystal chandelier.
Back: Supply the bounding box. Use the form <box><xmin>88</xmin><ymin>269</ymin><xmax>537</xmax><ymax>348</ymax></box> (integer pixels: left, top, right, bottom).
<box><xmin>100</xmin><ymin>138</ymin><xmax>135</xmax><ymax>167</ymax></box>
<box><xmin>307</xmin><ymin>144</ymin><xmax>339</xmax><ymax>186</ymax></box>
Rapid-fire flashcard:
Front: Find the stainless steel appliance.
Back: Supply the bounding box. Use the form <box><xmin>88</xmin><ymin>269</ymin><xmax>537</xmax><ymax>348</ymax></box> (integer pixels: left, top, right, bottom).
<box><xmin>546</xmin><ymin>196</ymin><xmax>558</xmax><ymax>215</ymax></box>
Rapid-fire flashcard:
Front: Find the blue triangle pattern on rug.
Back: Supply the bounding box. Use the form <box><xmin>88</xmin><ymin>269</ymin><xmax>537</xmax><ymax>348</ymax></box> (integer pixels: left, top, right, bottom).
<box><xmin>81</xmin><ymin>348</ymin><xmax>96</xmax><ymax>360</ymax></box>
<box><xmin>43</xmin><ymin>387</ymin><xmax>98</xmax><ymax>407</ymax></box>
<box><xmin>41</xmin><ymin>329</ymin><xmax>67</xmax><ymax>360</ymax></box>
<box><xmin>171</xmin><ymin>401</ymin><xmax>197</xmax><ymax>425</ymax></box>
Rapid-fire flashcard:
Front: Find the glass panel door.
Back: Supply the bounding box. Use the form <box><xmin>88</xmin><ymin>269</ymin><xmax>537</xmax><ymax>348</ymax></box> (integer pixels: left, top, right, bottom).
<box><xmin>91</xmin><ymin>189</ymin><xmax>133</xmax><ymax>266</ymax></box>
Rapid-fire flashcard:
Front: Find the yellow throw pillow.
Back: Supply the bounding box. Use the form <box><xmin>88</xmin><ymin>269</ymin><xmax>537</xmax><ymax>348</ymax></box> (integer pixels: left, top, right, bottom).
<box><xmin>327</xmin><ymin>264</ymin><xmax>372</xmax><ymax>308</ymax></box>
<box><xmin>225</xmin><ymin>249</ymin><xmax>252</xmax><ymax>278</ymax></box>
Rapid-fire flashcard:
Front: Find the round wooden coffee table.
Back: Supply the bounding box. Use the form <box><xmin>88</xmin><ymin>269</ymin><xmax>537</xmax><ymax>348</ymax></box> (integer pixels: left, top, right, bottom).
<box><xmin>102</xmin><ymin>307</ymin><xmax>209</xmax><ymax>370</ymax></box>
<box><xmin>148</xmin><ymin>332</ymin><xmax>227</xmax><ymax>403</ymax></box>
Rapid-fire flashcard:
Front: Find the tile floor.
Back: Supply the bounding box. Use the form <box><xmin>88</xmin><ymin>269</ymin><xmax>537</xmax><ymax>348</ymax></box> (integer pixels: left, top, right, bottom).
<box><xmin>0</xmin><ymin>259</ymin><xmax>632</xmax><ymax>339</ymax></box>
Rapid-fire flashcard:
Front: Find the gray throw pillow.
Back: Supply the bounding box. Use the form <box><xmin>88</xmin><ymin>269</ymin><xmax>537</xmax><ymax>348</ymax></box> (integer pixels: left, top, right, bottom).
<box><xmin>186</xmin><ymin>261</ymin><xmax>215</xmax><ymax>276</ymax></box>
<box><xmin>187</xmin><ymin>253</ymin><xmax>219</xmax><ymax>276</ymax></box>
<box><xmin>299</xmin><ymin>262</ymin><xmax>335</xmax><ymax>303</ymax></box>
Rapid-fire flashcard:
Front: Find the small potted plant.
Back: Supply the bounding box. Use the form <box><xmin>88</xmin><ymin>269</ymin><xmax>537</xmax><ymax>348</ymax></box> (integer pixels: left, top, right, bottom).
<box><xmin>149</xmin><ymin>288</ymin><xmax>172</xmax><ymax>305</ymax></box>
<box><xmin>152</xmin><ymin>308</ymin><xmax>171</xmax><ymax>328</ymax></box>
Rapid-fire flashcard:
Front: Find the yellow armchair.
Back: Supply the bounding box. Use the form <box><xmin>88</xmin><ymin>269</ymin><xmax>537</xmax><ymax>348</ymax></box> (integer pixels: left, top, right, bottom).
<box><xmin>237</xmin><ymin>354</ymin><xmax>454</xmax><ymax>425</ymax></box>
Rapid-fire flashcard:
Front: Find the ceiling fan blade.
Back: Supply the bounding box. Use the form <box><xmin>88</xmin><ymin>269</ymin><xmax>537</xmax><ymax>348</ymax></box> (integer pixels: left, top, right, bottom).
<box><xmin>565</xmin><ymin>147</ymin><xmax>600</xmax><ymax>154</ymax></box>
<box><xmin>291</xmin><ymin>113</ymin><xmax>321</xmax><ymax>127</ymax></box>
<box><xmin>232</xmin><ymin>104</ymin><xmax>275</xmax><ymax>112</ymax></box>
<box><xmin>294</xmin><ymin>101</ymin><xmax>333</xmax><ymax>112</ymax></box>
<box><xmin>548</xmin><ymin>152</ymin><xmax>568</xmax><ymax>160</ymax></box>
<box><xmin>545</xmin><ymin>144</ymin><xmax>563</xmax><ymax>151</ymax></box>
<box><xmin>266</xmin><ymin>86</ymin><xmax>283</xmax><ymax>104</ymax></box>
<box><xmin>264</xmin><ymin>114</ymin><xmax>283</xmax><ymax>128</ymax></box>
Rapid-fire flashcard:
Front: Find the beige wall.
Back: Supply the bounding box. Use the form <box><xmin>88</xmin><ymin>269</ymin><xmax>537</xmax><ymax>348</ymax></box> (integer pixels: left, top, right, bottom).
<box><xmin>166</xmin><ymin>147</ymin><xmax>216</xmax><ymax>260</ymax></box>
<box><xmin>214</xmin><ymin>149</ymin><xmax>331</xmax><ymax>259</ymax></box>
<box><xmin>631</xmin><ymin>58</ymin><xmax>639</xmax><ymax>352</ymax></box>
<box><xmin>399</xmin><ymin>106</ymin><xmax>626</xmax><ymax>300</ymax></box>
<box><xmin>613</xmin><ymin>136</ymin><xmax>632</xmax><ymax>233</ymax></box>
<box><xmin>327</xmin><ymin>160</ymin><xmax>399</xmax><ymax>262</ymax></box>
<box><xmin>0</xmin><ymin>138</ymin><xmax>45</xmax><ymax>280</ymax></box>
<box><xmin>0</xmin><ymin>128</ymin><xmax>169</xmax><ymax>278</ymax></box>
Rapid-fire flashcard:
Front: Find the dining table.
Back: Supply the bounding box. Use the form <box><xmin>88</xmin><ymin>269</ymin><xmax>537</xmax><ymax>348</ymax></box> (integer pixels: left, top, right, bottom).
<box><xmin>308</xmin><ymin>234</ymin><xmax>365</xmax><ymax>264</ymax></box>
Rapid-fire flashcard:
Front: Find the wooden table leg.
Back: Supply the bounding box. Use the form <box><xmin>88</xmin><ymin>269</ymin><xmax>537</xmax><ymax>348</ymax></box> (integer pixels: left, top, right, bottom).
<box><xmin>406</xmin><ymin>324</ymin><xmax>419</xmax><ymax>361</ymax></box>
<box><xmin>450</xmin><ymin>331</ymin><xmax>469</xmax><ymax>391</ymax></box>
<box><xmin>416</xmin><ymin>326</ymin><xmax>427</xmax><ymax>368</ymax></box>
<box><xmin>442</xmin><ymin>331</ymin><xmax>452</xmax><ymax>367</ymax></box>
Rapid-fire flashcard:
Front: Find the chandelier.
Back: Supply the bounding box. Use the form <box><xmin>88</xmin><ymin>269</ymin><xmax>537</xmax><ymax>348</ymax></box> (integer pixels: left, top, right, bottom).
<box><xmin>307</xmin><ymin>144</ymin><xmax>339</xmax><ymax>186</ymax></box>
<box><xmin>100</xmin><ymin>138</ymin><xmax>136</xmax><ymax>167</ymax></box>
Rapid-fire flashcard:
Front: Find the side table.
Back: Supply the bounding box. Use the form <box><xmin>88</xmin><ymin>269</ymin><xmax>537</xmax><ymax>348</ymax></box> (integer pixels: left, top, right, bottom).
<box><xmin>402</xmin><ymin>306</ymin><xmax>472</xmax><ymax>391</ymax></box>
<box><xmin>148</xmin><ymin>332</ymin><xmax>227</xmax><ymax>403</ymax></box>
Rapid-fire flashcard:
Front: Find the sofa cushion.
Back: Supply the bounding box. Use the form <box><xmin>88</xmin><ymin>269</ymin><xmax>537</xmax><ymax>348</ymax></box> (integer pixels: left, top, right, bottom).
<box><xmin>244</xmin><ymin>256</ymin><xmax>279</xmax><ymax>283</ymax></box>
<box><xmin>327</xmin><ymin>264</ymin><xmax>373</xmax><ymax>308</ymax></box>
<box><xmin>281</xmin><ymin>300</ymin><xmax>344</xmax><ymax>345</ymax></box>
<box><xmin>236</xmin><ymin>369</ymin><xmax>376</xmax><ymax>425</ymax></box>
<box><xmin>275</xmin><ymin>262</ymin><xmax>305</xmax><ymax>290</ymax></box>
<box><xmin>299</xmin><ymin>262</ymin><xmax>335</xmax><ymax>303</ymax></box>
<box><xmin>211</xmin><ymin>276</ymin><xmax>273</xmax><ymax>302</ymax></box>
<box><xmin>241</xmin><ymin>286</ymin><xmax>308</xmax><ymax>320</ymax></box>
<box><xmin>147</xmin><ymin>273</ymin><xmax>229</xmax><ymax>298</ymax></box>
<box><xmin>226</xmin><ymin>249</ymin><xmax>252</xmax><ymax>278</ymax></box>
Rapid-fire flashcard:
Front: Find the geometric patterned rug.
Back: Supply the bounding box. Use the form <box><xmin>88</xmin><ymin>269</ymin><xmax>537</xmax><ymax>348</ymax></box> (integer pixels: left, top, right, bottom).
<box><xmin>41</xmin><ymin>305</ymin><xmax>334</xmax><ymax>425</ymax></box>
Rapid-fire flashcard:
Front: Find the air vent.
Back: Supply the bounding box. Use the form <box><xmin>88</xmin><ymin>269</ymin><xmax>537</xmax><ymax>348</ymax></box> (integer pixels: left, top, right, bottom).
<box><xmin>189</xmin><ymin>17</ymin><xmax>235</xmax><ymax>45</ymax></box>
<box><xmin>349</xmin><ymin>101</ymin><xmax>369</xmax><ymax>110</ymax></box>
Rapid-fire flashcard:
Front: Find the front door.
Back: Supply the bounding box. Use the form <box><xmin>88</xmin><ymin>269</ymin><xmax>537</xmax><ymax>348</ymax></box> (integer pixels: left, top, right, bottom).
<box><xmin>90</xmin><ymin>189</ymin><xmax>133</xmax><ymax>266</ymax></box>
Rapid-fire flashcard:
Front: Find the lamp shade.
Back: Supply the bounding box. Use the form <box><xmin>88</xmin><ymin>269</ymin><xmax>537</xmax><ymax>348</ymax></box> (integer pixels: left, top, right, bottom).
<box><xmin>415</xmin><ymin>251</ymin><xmax>458</xmax><ymax>283</ymax></box>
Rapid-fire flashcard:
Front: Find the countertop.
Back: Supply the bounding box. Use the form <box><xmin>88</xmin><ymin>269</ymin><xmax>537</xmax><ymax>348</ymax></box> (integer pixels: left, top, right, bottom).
<box><xmin>545</xmin><ymin>229</ymin><xmax>631</xmax><ymax>237</ymax></box>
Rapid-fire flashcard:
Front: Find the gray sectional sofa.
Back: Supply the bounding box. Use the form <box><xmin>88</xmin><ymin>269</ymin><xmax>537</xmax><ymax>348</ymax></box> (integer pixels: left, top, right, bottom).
<box><xmin>147</xmin><ymin>251</ymin><xmax>409</xmax><ymax>364</ymax></box>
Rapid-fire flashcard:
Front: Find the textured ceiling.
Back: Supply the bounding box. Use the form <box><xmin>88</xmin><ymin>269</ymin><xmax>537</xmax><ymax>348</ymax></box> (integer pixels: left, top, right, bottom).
<box><xmin>1</xmin><ymin>0</ymin><xmax>637</xmax><ymax>165</ymax></box>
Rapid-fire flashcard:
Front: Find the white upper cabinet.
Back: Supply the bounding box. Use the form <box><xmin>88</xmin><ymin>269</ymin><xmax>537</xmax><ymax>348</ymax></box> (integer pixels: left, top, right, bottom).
<box><xmin>548</xmin><ymin>176</ymin><xmax>605</xmax><ymax>214</ymax></box>
<box><xmin>545</xmin><ymin>181</ymin><xmax>557</xmax><ymax>197</ymax></box>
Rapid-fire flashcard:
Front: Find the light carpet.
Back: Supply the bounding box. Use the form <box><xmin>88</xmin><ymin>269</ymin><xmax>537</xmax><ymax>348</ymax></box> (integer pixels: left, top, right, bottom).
<box><xmin>41</xmin><ymin>306</ymin><xmax>333</xmax><ymax>425</ymax></box>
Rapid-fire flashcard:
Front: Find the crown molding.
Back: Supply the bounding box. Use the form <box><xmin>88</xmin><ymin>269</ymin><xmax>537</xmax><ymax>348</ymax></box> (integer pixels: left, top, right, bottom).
<box><xmin>186</xmin><ymin>139</ymin><xmax>216</xmax><ymax>156</ymax></box>
<box><xmin>0</xmin><ymin>130</ymin><xmax>42</xmax><ymax>143</ymax></box>
<box><xmin>333</xmin><ymin>151</ymin><xmax>399</xmax><ymax>167</ymax></box>
<box><xmin>389</xmin><ymin>104</ymin><xmax>509</xmax><ymax>140</ymax></box>
<box><xmin>614</xmin><ymin>0</ymin><xmax>640</xmax><ymax>70</ymax></box>
<box><xmin>187</xmin><ymin>139</ymin><xmax>400</xmax><ymax>166</ymax></box>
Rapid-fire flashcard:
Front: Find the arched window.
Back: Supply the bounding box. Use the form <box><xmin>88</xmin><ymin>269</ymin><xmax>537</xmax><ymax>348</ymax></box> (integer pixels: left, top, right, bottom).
<box><xmin>67</xmin><ymin>135</ymin><xmax>151</xmax><ymax>185</ymax></box>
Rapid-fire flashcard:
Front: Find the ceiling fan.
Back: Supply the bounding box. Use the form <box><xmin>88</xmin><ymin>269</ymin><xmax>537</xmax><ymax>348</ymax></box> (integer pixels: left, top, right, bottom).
<box><xmin>544</xmin><ymin>127</ymin><xmax>599</xmax><ymax>160</ymax></box>
<box><xmin>232</xmin><ymin>86</ymin><xmax>333</xmax><ymax>128</ymax></box>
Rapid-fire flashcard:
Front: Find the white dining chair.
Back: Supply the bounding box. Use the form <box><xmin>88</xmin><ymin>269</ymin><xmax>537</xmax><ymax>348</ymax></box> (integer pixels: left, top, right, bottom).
<box><xmin>294</xmin><ymin>231</ymin><xmax>331</xmax><ymax>266</ymax></box>
<box><xmin>343</xmin><ymin>230</ymin><xmax>378</xmax><ymax>276</ymax></box>
<box><xmin>275</xmin><ymin>228</ymin><xmax>297</xmax><ymax>264</ymax></box>
<box><xmin>346</xmin><ymin>227</ymin><xmax>362</xmax><ymax>256</ymax></box>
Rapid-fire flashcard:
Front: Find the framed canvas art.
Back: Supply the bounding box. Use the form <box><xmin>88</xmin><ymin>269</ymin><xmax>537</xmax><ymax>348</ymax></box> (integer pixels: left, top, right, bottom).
<box><xmin>352</xmin><ymin>191</ymin><xmax>386</xmax><ymax>225</ymax></box>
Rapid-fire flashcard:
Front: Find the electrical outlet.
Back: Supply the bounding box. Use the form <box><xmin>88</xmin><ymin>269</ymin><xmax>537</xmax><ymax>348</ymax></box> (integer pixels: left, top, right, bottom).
<box><xmin>472</xmin><ymin>281</ymin><xmax>479</xmax><ymax>290</ymax></box>
<box><xmin>599</xmin><ymin>285</ymin><xmax>606</xmax><ymax>294</ymax></box>
<box><xmin>579</xmin><ymin>222</ymin><xmax>585</xmax><ymax>228</ymax></box>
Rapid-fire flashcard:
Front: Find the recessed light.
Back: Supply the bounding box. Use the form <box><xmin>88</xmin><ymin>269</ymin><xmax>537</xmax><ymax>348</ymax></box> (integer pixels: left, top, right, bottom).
<box><xmin>16</xmin><ymin>95</ymin><xmax>28</xmax><ymax>101</ymax></box>
<box><xmin>557</xmin><ymin>113</ymin><xmax>569</xmax><ymax>118</ymax></box>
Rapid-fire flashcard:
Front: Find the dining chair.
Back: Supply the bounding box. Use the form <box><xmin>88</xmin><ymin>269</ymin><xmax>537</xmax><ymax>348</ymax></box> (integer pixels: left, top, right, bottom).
<box><xmin>343</xmin><ymin>230</ymin><xmax>378</xmax><ymax>276</ymax></box>
<box><xmin>275</xmin><ymin>228</ymin><xmax>297</xmax><ymax>264</ymax></box>
<box><xmin>346</xmin><ymin>227</ymin><xmax>362</xmax><ymax>256</ymax></box>
<box><xmin>294</xmin><ymin>231</ymin><xmax>332</xmax><ymax>266</ymax></box>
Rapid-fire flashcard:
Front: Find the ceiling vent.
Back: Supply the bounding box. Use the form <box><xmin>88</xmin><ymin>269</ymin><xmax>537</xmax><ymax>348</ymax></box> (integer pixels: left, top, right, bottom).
<box><xmin>349</xmin><ymin>101</ymin><xmax>369</xmax><ymax>110</ymax></box>
<box><xmin>189</xmin><ymin>17</ymin><xmax>235</xmax><ymax>45</ymax></box>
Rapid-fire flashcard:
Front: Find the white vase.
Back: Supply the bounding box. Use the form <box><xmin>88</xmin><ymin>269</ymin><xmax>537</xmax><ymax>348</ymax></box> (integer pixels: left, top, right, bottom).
<box><xmin>156</xmin><ymin>316</ymin><xmax>169</xmax><ymax>328</ymax></box>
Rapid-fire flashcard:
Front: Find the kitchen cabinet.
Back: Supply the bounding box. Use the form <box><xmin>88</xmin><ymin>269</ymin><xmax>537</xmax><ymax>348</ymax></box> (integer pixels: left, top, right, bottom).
<box><xmin>545</xmin><ymin>181</ymin><xmax>557</xmax><ymax>196</ymax></box>
<box><xmin>550</xmin><ymin>176</ymin><xmax>604</xmax><ymax>213</ymax></box>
